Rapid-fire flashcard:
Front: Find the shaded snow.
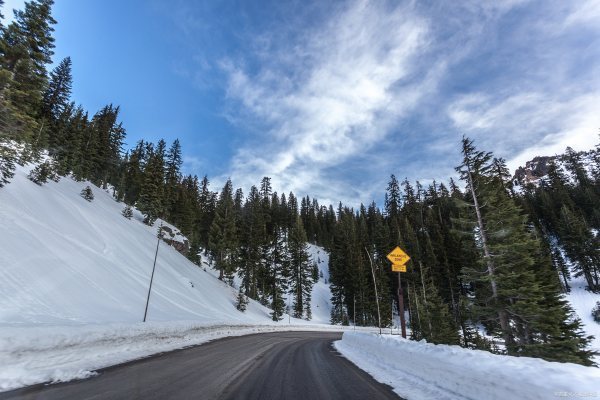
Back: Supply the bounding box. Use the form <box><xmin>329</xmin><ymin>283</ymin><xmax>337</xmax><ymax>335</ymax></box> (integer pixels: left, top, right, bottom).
<box><xmin>566</xmin><ymin>270</ymin><xmax>600</xmax><ymax>364</ymax></box>
<box><xmin>307</xmin><ymin>244</ymin><xmax>332</xmax><ymax>324</ymax></box>
<box><xmin>198</xmin><ymin>241</ymin><xmax>332</xmax><ymax>324</ymax></box>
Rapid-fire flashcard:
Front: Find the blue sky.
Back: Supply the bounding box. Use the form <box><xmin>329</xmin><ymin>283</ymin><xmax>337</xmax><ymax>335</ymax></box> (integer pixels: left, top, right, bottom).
<box><xmin>3</xmin><ymin>0</ymin><xmax>600</xmax><ymax>206</ymax></box>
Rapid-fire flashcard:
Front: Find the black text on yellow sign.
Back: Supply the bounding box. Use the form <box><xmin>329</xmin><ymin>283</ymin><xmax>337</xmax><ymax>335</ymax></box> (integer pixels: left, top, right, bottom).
<box><xmin>391</xmin><ymin>263</ymin><xmax>407</xmax><ymax>272</ymax></box>
<box><xmin>387</xmin><ymin>246</ymin><xmax>411</xmax><ymax>265</ymax></box>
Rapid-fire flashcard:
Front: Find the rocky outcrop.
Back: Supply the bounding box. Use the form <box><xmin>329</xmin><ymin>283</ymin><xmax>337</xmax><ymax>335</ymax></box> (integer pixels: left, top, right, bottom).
<box><xmin>514</xmin><ymin>155</ymin><xmax>556</xmax><ymax>185</ymax></box>
<box><xmin>159</xmin><ymin>225</ymin><xmax>190</xmax><ymax>256</ymax></box>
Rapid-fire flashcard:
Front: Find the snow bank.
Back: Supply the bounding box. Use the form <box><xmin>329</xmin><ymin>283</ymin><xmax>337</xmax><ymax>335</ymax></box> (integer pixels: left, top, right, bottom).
<box><xmin>335</xmin><ymin>332</ymin><xmax>600</xmax><ymax>400</ymax></box>
<box><xmin>0</xmin><ymin>321</ymin><xmax>350</xmax><ymax>392</ymax></box>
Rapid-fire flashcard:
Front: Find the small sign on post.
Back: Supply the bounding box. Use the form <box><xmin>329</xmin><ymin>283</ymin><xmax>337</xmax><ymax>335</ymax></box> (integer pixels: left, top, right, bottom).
<box><xmin>391</xmin><ymin>263</ymin><xmax>407</xmax><ymax>272</ymax></box>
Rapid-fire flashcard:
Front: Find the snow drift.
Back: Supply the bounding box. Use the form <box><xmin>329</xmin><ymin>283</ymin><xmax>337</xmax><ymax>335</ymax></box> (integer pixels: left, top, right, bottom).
<box><xmin>0</xmin><ymin>321</ymin><xmax>348</xmax><ymax>391</ymax></box>
<box><xmin>335</xmin><ymin>332</ymin><xmax>600</xmax><ymax>400</ymax></box>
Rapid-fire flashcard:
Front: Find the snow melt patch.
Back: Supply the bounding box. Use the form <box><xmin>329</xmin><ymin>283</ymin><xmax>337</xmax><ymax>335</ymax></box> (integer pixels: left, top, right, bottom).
<box><xmin>335</xmin><ymin>332</ymin><xmax>600</xmax><ymax>400</ymax></box>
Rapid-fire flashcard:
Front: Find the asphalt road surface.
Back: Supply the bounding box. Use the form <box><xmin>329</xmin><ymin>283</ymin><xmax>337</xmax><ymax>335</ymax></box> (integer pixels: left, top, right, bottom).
<box><xmin>1</xmin><ymin>331</ymin><xmax>401</xmax><ymax>400</ymax></box>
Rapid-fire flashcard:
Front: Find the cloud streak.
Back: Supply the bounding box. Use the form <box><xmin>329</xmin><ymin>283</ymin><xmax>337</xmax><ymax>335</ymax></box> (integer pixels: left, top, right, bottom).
<box><xmin>219</xmin><ymin>0</ymin><xmax>431</xmax><ymax>204</ymax></box>
<box><xmin>173</xmin><ymin>0</ymin><xmax>600</xmax><ymax>206</ymax></box>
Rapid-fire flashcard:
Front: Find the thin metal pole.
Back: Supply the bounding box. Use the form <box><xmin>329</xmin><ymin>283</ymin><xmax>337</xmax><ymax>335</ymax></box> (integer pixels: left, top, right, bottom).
<box><xmin>143</xmin><ymin>222</ymin><xmax>162</xmax><ymax>322</ymax></box>
<box><xmin>365</xmin><ymin>247</ymin><xmax>381</xmax><ymax>335</ymax></box>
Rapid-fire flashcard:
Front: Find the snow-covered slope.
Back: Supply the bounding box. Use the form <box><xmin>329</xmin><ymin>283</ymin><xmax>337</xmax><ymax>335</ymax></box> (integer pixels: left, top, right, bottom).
<box><xmin>0</xmin><ymin>162</ymin><xmax>330</xmax><ymax>326</ymax></box>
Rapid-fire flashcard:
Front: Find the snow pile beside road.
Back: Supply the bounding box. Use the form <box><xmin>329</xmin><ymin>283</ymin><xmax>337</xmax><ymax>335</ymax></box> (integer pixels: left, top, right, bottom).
<box><xmin>335</xmin><ymin>332</ymin><xmax>600</xmax><ymax>400</ymax></box>
<box><xmin>0</xmin><ymin>321</ymin><xmax>349</xmax><ymax>392</ymax></box>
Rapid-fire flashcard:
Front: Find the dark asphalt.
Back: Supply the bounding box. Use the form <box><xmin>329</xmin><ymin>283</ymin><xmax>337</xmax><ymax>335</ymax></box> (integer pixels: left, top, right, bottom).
<box><xmin>0</xmin><ymin>331</ymin><xmax>401</xmax><ymax>400</ymax></box>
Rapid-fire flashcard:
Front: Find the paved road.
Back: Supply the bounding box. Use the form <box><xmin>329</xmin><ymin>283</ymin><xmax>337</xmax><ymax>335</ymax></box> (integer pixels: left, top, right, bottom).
<box><xmin>1</xmin><ymin>331</ymin><xmax>401</xmax><ymax>400</ymax></box>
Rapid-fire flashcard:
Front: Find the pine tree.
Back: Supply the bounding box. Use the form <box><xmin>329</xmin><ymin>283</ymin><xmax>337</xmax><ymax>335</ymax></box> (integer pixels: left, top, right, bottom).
<box><xmin>268</xmin><ymin>227</ymin><xmax>289</xmax><ymax>321</ymax></box>
<box><xmin>121</xmin><ymin>140</ymin><xmax>145</xmax><ymax>205</ymax></box>
<box><xmin>80</xmin><ymin>185</ymin><xmax>93</xmax><ymax>201</ymax></box>
<box><xmin>122</xmin><ymin>205</ymin><xmax>133</xmax><ymax>219</ymax></box>
<box><xmin>88</xmin><ymin>105</ymin><xmax>126</xmax><ymax>187</ymax></box>
<box><xmin>197</xmin><ymin>175</ymin><xmax>215</xmax><ymax>251</ymax></box>
<box><xmin>2</xmin><ymin>0</ymin><xmax>56</xmax><ymax>139</ymax></box>
<box><xmin>164</xmin><ymin>139</ymin><xmax>182</xmax><ymax>219</ymax></box>
<box><xmin>208</xmin><ymin>179</ymin><xmax>237</xmax><ymax>281</ymax></box>
<box><xmin>0</xmin><ymin>143</ymin><xmax>16</xmax><ymax>187</ymax></box>
<box><xmin>236</xmin><ymin>287</ymin><xmax>248</xmax><ymax>312</ymax></box>
<box><xmin>238</xmin><ymin>185</ymin><xmax>266</xmax><ymax>299</ymax></box>
<box><xmin>27</xmin><ymin>159</ymin><xmax>57</xmax><ymax>184</ymax></box>
<box><xmin>41</xmin><ymin>56</ymin><xmax>72</xmax><ymax>119</ymax></box>
<box><xmin>288</xmin><ymin>217</ymin><xmax>313</xmax><ymax>320</ymax></box>
<box><xmin>137</xmin><ymin>142</ymin><xmax>164</xmax><ymax>225</ymax></box>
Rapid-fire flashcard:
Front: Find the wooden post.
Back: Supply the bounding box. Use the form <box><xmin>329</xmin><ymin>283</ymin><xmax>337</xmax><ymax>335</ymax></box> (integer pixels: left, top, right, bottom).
<box><xmin>397</xmin><ymin>272</ymin><xmax>406</xmax><ymax>338</ymax></box>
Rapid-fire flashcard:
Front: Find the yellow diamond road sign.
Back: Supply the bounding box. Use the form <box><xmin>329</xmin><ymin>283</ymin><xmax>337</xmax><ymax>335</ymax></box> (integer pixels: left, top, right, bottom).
<box><xmin>392</xmin><ymin>263</ymin><xmax>407</xmax><ymax>272</ymax></box>
<box><xmin>387</xmin><ymin>246</ymin><xmax>410</xmax><ymax>265</ymax></box>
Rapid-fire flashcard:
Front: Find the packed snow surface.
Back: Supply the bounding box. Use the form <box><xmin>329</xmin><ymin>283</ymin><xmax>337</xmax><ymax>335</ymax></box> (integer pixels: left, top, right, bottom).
<box><xmin>335</xmin><ymin>332</ymin><xmax>600</xmax><ymax>400</ymax></box>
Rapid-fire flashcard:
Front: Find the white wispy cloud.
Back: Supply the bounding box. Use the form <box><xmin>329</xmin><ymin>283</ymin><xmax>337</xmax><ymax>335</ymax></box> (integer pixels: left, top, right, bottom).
<box><xmin>446</xmin><ymin>0</ymin><xmax>600</xmax><ymax>174</ymax></box>
<box><xmin>176</xmin><ymin>0</ymin><xmax>599</xmax><ymax>206</ymax></box>
<box><xmin>219</xmin><ymin>0</ymin><xmax>431</xmax><ymax>205</ymax></box>
<box><xmin>564</xmin><ymin>0</ymin><xmax>600</xmax><ymax>27</ymax></box>
<box><xmin>448</xmin><ymin>91</ymin><xmax>600</xmax><ymax>171</ymax></box>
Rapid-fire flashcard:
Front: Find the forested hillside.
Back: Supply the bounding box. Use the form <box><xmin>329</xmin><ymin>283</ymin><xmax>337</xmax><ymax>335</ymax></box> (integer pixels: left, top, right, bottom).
<box><xmin>325</xmin><ymin>139</ymin><xmax>600</xmax><ymax>366</ymax></box>
<box><xmin>1</xmin><ymin>0</ymin><xmax>599</xmax><ymax>367</ymax></box>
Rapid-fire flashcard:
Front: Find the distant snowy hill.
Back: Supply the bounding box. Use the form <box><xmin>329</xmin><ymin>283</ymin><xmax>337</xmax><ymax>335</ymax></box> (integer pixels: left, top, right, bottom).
<box><xmin>0</xmin><ymin>162</ymin><xmax>332</xmax><ymax>326</ymax></box>
<box><xmin>513</xmin><ymin>149</ymin><xmax>596</xmax><ymax>187</ymax></box>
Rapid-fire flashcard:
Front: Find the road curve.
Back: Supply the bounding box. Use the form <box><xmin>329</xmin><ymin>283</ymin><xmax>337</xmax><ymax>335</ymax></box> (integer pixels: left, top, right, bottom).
<box><xmin>1</xmin><ymin>331</ymin><xmax>401</xmax><ymax>400</ymax></box>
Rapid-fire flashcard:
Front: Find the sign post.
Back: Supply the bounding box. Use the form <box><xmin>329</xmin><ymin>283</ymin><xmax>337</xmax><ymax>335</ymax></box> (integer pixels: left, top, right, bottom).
<box><xmin>387</xmin><ymin>246</ymin><xmax>410</xmax><ymax>339</ymax></box>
